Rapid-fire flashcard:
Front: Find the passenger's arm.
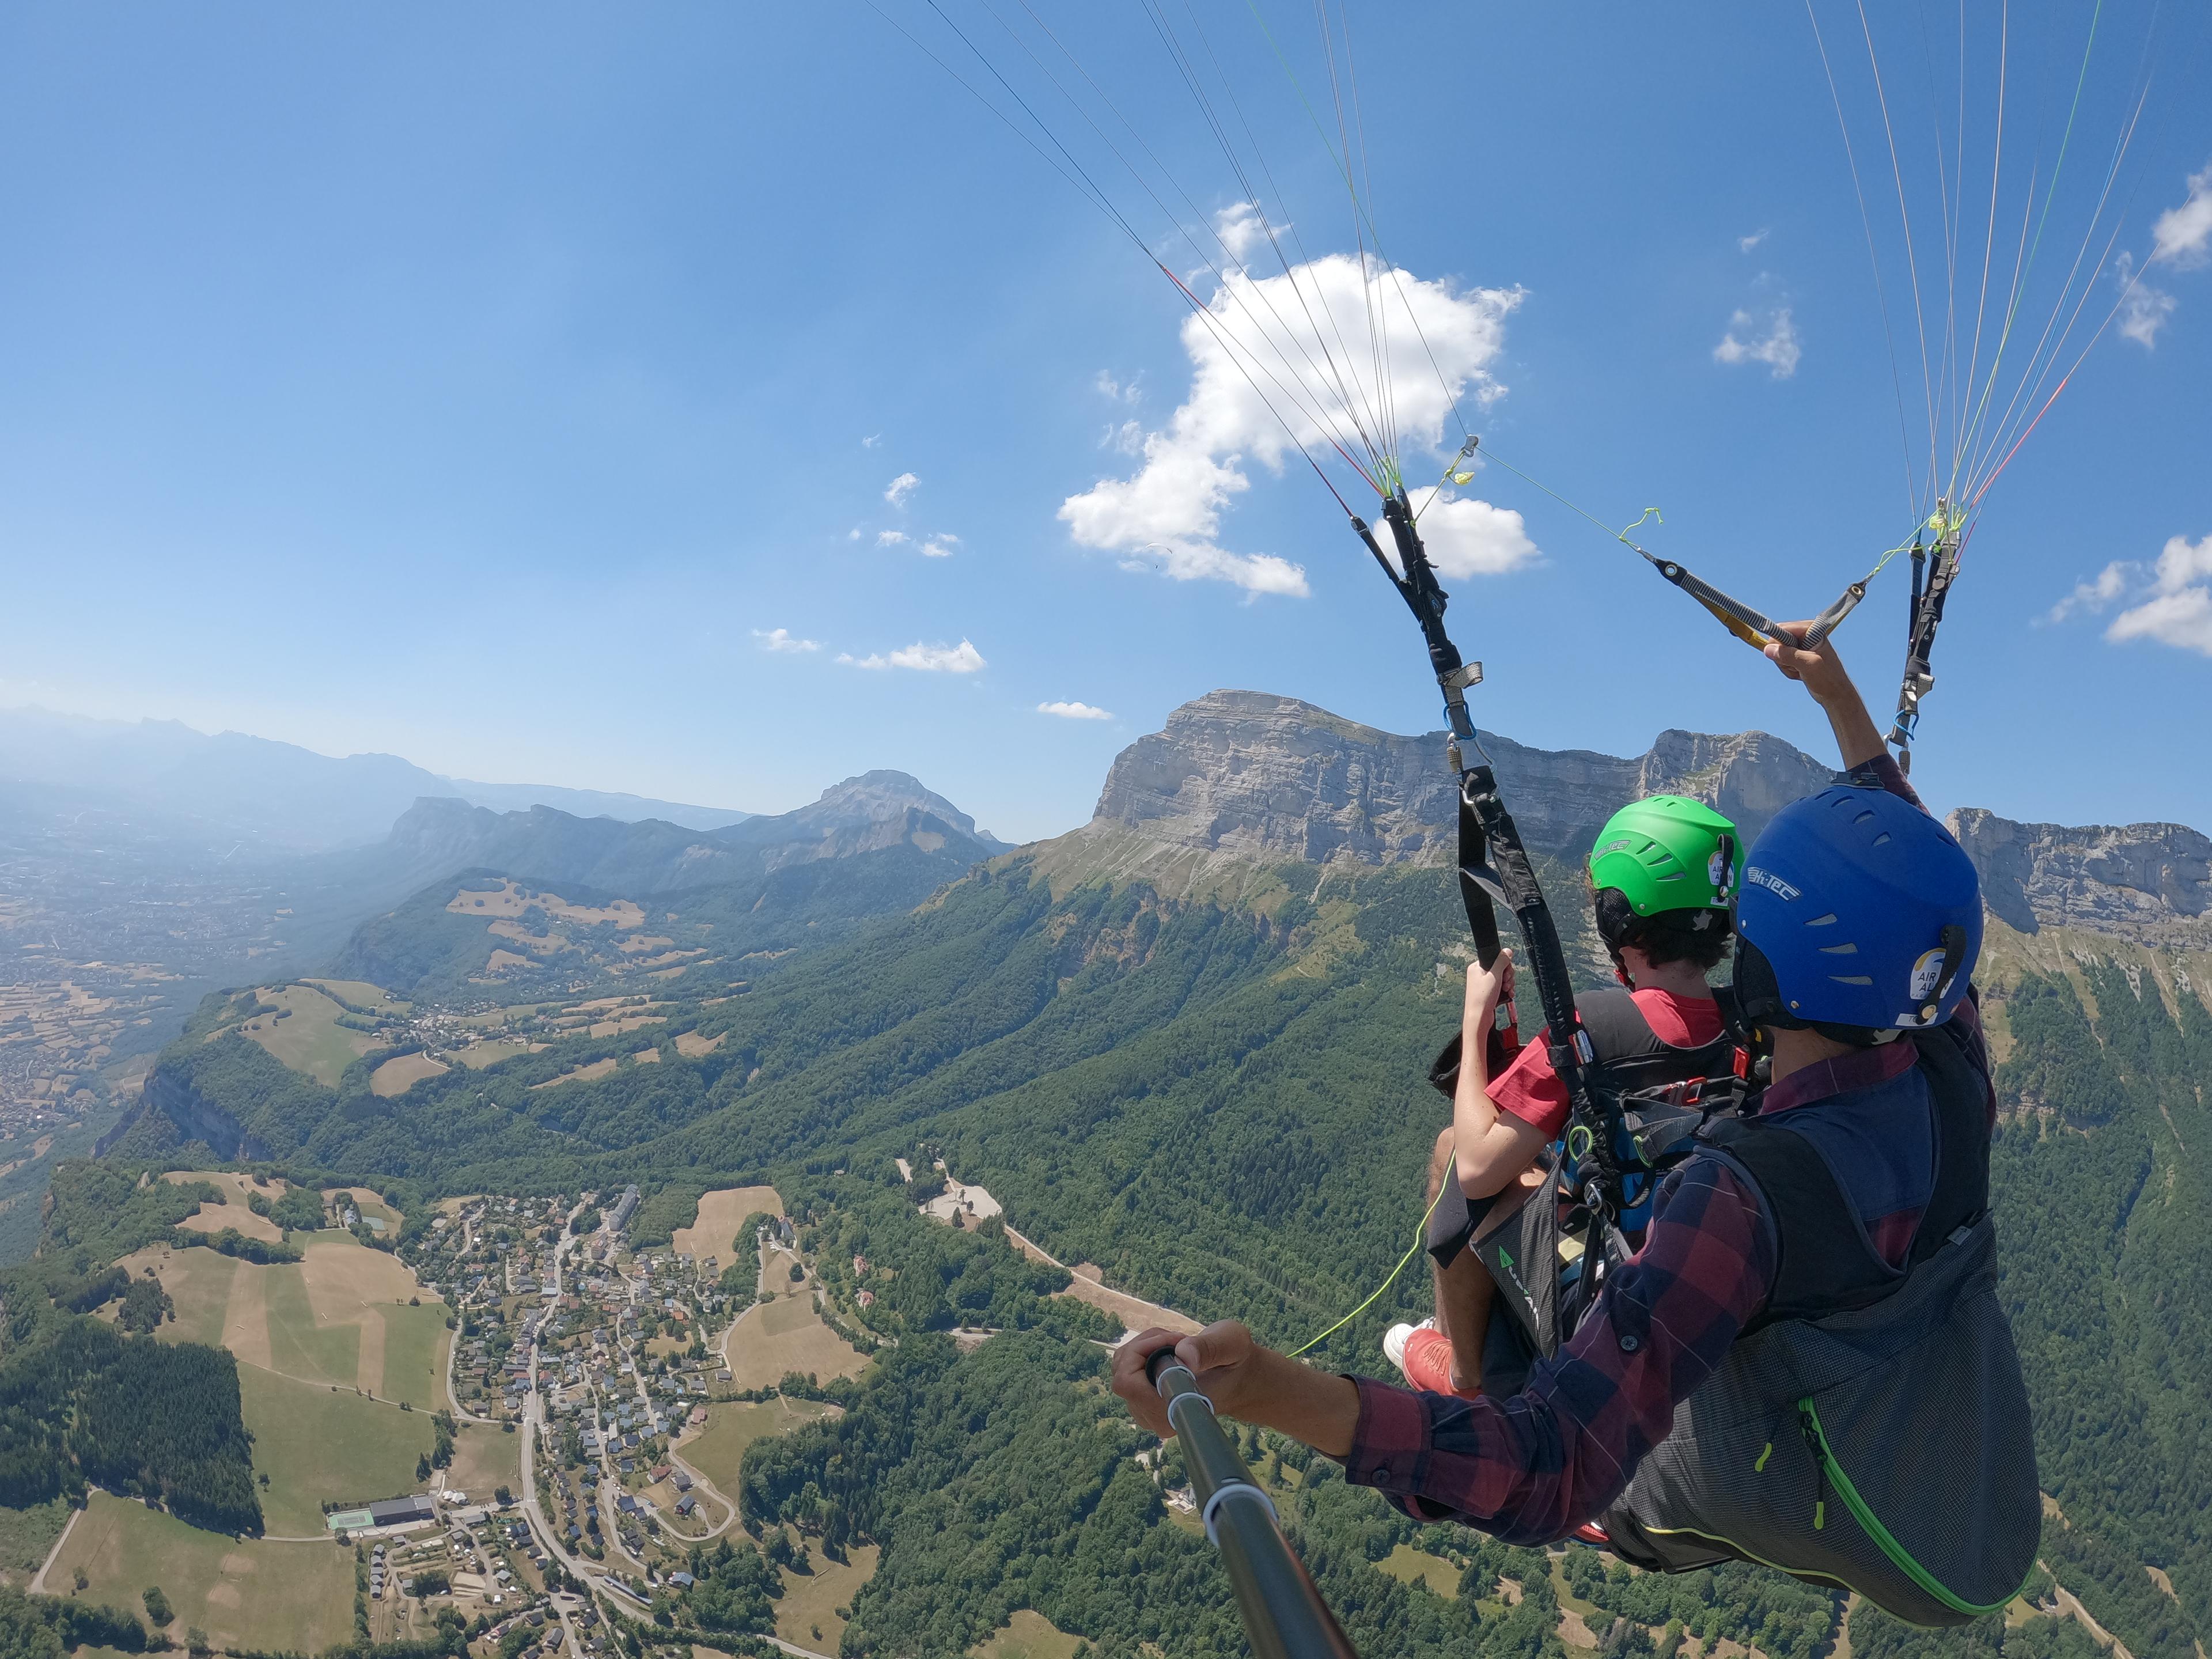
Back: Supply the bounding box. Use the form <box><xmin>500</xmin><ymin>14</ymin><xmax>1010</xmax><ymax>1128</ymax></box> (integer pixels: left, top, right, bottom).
<box><xmin>1451</xmin><ymin>954</ymin><xmax>1552</xmax><ymax>1199</ymax></box>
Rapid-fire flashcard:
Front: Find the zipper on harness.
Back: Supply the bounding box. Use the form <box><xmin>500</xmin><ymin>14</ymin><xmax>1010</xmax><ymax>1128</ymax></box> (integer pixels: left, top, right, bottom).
<box><xmin>1798</xmin><ymin>1405</ymin><xmax>1828</xmax><ymax>1531</ymax></box>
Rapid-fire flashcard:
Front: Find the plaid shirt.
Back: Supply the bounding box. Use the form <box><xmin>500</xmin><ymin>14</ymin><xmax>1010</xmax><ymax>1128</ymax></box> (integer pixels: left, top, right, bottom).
<box><xmin>1340</xmin><ymin>751</ymin><xmax>1988</xmax><ymax>1541</ymax></box>
<box><xmin>1342</xmin><ymin>1155</ymin><xmax>1775</xmax><ymax>1544</ymax></box>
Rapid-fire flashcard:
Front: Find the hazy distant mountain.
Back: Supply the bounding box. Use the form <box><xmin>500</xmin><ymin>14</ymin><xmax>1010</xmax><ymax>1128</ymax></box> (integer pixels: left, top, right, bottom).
<box><xmin>368</xmin><ymin>769</ymin><xmax>1002</xmax><ymax>900</ymax></box>
<box><xmin>0</xmin><ymin>704</ymin><xmax>748</xmax><ymax>850</ymax></box>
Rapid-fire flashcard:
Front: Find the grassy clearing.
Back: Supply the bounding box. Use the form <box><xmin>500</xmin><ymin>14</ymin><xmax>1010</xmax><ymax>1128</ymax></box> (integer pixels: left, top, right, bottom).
<box><xmin>119</xmin><ymin>1245</ymin><xmax>238</xmax><ymax>1348</ymax></box>
<box><xmin>725</xmin><ymin>1293</ymin><xmax>868</xmax><ymax>1393</ymax></box>
<box><xmin>671</xmin><ymin>1186</ymin><xmax>782</xmax><ymax>1263</ymax></box>
<box><xmin>441</xmin><ymin>1421</ymin><xmax>520</xmax><ymax>1503</ymax></box>
<box><xmin>1379</xmin><ymin>1542</ymin><xmax>1460</xmax><ymax>1597</ymax></box>
<box><xmin>454</xmin><ymin>1039</ymin><xmax>539</xmax><ymax>1069</ymax></box>
<box><xmin>970</xmin><ymin>1609</ymin><xmax>1085</xmax><ymax>1659</ymax></box>
<box><xmin>233</xmin><ymin>985</ymin><xmax>376</xmax><ymax>1086</ymax></box>
<box><xmin>532</xmin><ymin>1058</ymin><xmax>620</xmax><ymax>1090</ymax></box>
<box><xmin>240</xmin><ymin>1365</ymin><xmax>436</xmax><ymax>1535</ymax></box>
<box><xmin>166</xmin><ymin>1171</ymin><xmax>287</xmax><ymax>1245</ymax></box>
<box><xmin>673</xmin><ymin>1031</ymin><xmax>724</xmax><ymax>1058</ymax></box>
<box><xmin>305</xmin><ymin>979</ymin><xmax>408</xmax><ymax>1016</ymax></box>
<box><xmin>775</xmin><ymin>1541</ymin><xmax>878</xmax><ymax>1654</ymax></box>
<box><xmin>679</xmin><ymin>1399</ymin><xmax>834</xmax><ymax>1497</ymax></box>
<box><xmin>0</xmin><ymin>1497</ymin><xmax>70</xmax><ymax>1586</ymax></box>
<box><xmin>371</xmin><ymin>1051</ymin><xmax>450</xmax><ymax>1096</ymax></box>
<box><xmin>48</xmin><ymin>1492</ymin><xmax>356</xmax><ymax>1654</ymax></box>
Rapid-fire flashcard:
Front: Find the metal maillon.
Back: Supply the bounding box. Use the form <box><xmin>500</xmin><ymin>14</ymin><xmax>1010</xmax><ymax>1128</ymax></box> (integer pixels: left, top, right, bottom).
<box><xmin>1146</xmin><ymin>1351</ymin><xmax>1360</xmax><ymax>1659</ymax></box>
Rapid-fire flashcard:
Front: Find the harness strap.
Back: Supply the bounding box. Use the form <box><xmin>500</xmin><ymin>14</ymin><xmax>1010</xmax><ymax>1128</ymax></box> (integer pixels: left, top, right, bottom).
<box><xmin>1888</xmin><ymin>520</ymin><xmax>1961</xmax><ymax>775</ymax></box>
<box><xmin>1353</xmin><ymin>493</ymin><xmax>1616</xmax><ymax>1232</ymax></box>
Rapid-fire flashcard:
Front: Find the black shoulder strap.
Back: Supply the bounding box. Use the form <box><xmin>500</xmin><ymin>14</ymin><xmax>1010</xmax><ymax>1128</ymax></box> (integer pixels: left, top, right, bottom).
<box><xmin>1578</xmin><ymin>988</ymin><xmax>1739</xmax><ymax>1094</ymax></box>
<box><xmin>1907</xmin><ymin>1019</ymin><xmax>1993</xmax><ymax>1266</ymax></box>
<box><xmin>1698</xmin><ymin>1118</ymin><xmax>1897</xmax><ymax>1333</ymax></box>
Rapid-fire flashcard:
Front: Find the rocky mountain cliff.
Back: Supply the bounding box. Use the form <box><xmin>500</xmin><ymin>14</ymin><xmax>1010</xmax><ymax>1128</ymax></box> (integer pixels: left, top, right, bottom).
<box><xmin>1949</xmin><ymin>808</ymin><xmax>2212</xmax><ymax>949</ymax></box>
<box><xmin>1077</xmin><ymin>688</ymin><xmax>1834</xmax><ymax>873</ymax></box>
<box><xmin>1058</xmin><ymin>690</ymin><xmax>2212</xmax><ymax>964</ymax></box>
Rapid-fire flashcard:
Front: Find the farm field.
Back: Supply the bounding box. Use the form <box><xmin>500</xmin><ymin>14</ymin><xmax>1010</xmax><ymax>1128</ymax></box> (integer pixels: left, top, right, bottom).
<box><xmin>775</xmin><ymin>1541</ymin><xmax>878</xmax><ymax>1656</ymax></box>
<box><xmin>671</xmin><ymin>1185</ymin><xmax>782</xmax><ymax>1262</ymax></box>
<box><xmin>722</xmin><ymin>1291</ymin><xmax>869</xmax><ymax>1392</ymax></box>
<box><xmin>120</xmin><ymin>1233</ymin><xmax>448</xmax><ymax>1402</ymax></box>
<box><xmin>971</xmin><ymin>1609</ymin><xmax>1085</xmax><ymax>1659</ymax></box>
<box><xmin>48</xmin><ymin>1493</ymin><xmax>356</xmax><ymax>1655</ymax></box>
<box><xmin>240</xmin><ymin>1365</ymin><xmax>435</xmax><ymax>1535</ymax></box>
<box><xmin>372</xmin><ymin>1052</ymin><xmax>448</xmax><ymax>1095</ymax></box>
<box><xmin>165</xmin><ymin>1170</ymin><xmax>287</xmax><ymax>1244</ymax></box>
<box><xmin>231</xmin><ymin>984</ymin><xmax>377</xmax><ymax>1086</ymax></box>
<box><xmin>677</xmin><ymin>1398</ymin><xmax>834</xmax><ymax>1497</ymax></box>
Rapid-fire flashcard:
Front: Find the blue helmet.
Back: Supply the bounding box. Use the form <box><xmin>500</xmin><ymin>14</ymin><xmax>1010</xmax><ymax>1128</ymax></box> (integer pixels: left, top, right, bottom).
<box><xmin>1734</xmin><ymin>784</ymin><xmax>1982</xmax><ymax>1033</ymax></box>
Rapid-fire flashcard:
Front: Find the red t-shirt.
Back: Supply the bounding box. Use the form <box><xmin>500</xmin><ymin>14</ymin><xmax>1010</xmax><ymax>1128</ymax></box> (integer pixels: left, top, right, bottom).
<box><xmin>1490</xmin><ymin>988</ymin><xmax>1727</xmax><ymax>1141</ymax></box>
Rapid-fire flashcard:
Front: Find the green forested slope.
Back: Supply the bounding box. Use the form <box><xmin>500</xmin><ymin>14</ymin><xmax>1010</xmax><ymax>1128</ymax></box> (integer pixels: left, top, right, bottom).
<box><xmin>113</xmin><ymin>830</ymin><xmax>2212</xmax><ymax>1657</ymax></box>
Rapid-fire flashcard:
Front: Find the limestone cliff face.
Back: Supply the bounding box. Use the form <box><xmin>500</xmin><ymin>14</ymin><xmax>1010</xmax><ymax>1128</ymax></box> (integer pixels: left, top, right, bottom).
<box><xmin>1949</xmin><ymin>808</ymin><xmax>2212</xmax><ymax>949</ymax></box>
<box><xmin>141</xmin><ymin>1063</ymin><xmax>270</xmax><ymax>1163</ymax></box>
<box><xmin>1083</xmin><ymin>689</ymin><xmax>1834</xmax><ymax>871</ymax></box>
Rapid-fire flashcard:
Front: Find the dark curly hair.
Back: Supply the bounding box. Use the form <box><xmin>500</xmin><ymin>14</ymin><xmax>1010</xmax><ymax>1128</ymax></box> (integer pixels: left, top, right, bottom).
<box><xmin>1591</xmin><ymin>883</ymin><xmax>1734</xmax><ymax>972</ymax></box>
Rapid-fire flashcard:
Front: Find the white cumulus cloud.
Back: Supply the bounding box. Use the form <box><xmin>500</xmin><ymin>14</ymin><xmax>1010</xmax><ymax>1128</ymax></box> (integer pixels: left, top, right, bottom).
<box><xmin>884</xmin><ymin>472</ymin><xmax>919</xmax><ymax>507</ymax></box>
<box><xmin>1739</xmin><ymin>229</ymin><xmax>1771</xmax><ymax>253</ymax></box>
<box><xmin>877</xmin><ymin>530</ymin><xmax>909</xmax><ymax>546</ymax></box>
<box><xmin>1714</xmin><ymin>308</ymin><xmax>1801</xmax><ymax>377</ymax></box>
<box><xmin>1401</xmin><ymin>488</ymin><xmax>1541</xmax><ymax>578</ymax></box>
<box><xmin>838</xmin><ymin>639</ymin><xmax>987</xmax><ymax>674</ymax></box>
<box><xmin>920</xmin><ymin>534</ymin><xmax>959</xmax><ymax>559</ymax></box>
<box><xmin>2151</xmin><ymin>161</ymin><xmax>2212</xmax><ymax>268</ymax></box>
<box><xmin>1037</xmin><ymin>700</ymin><xmax>1115</xmax><ymax>721</ymax></box>
<box><xmin>1059</xmin><ymin>243</ymin><xmax>1522</xmax><ymax>597</ymax></box>
<box><xmin>2107</xmin><ymin>535</ymin><xmax>2212</xmax><ymax>657</ymax></box>
<box><xmin>862</xmin><ymin>433</ymin><xmax>882</xmax><ymax>449</ymax></box>
<box><xmin>2049</xmin><ymin>536</ymin><xmax>2212</xmax><ymax>657</ymax></box>
<box><xmin>753</xmin><ymin>628</ymin><xmax>820</xmax><ymax>654</ymax></box>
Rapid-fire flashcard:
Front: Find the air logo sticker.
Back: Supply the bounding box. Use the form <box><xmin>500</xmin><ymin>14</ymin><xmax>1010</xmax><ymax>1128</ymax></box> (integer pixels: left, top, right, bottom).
<box><xmin>1909</xmin><ymin>946</ymin><xmax>1948</xmax><ymax>1001</ymax></box>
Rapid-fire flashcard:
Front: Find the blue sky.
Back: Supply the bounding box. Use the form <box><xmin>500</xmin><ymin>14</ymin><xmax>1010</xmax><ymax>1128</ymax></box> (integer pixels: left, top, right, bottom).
<box><xmin>1</xmin><ymin>3</ymin><xmax>2206</xmax><ymax>844</ymax></box>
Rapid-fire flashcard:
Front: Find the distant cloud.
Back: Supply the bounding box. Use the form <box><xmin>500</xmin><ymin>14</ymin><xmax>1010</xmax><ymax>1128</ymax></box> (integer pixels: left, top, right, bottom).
<box><xmin>2150</xmin><ymin>161</ymin><xmax>2212</xmax><ymax>268</ymax></box>
<box><xmin>2047</xmin><ymin>535</ymin><xmax>2212</xmax><ymax>657</ymax></box>
<box><xmin>1101</xmin><ymin>419</ymin><xmax>1144</xmax><ymax>455</ymax></box>
<box><xmin>753</xmin><ymin>628</ymin><xmax>820</xmax><ymax>654</ymax></box>
<box><xmin>1037</xmin><ymin>700</ymin><xmax>1115</xmax><ymax>721</ymax></box>
<box><xmin>838</xmin><ymin>639</ymin><xmax>987</xmax><ymax>673</ymax></box>
<box><xmin>1094</xmin><ymin>370</ymin><xmax>1142</xmax><ymax>404</ymax></box>
<box><xmin>847</xmin><ymin>527</ymin><xmax>862</xmax><ymax>541</ymax></box>
<box><xmin>1060</xmin><ymin>251</ymin><xmax>1521</xmax><ymax>597</ymax></box>
<box><xmin>876</xmin><ymin>528</ymin><xmax>957</xmax><ymax>558</ymax></box>
<box><xmin>2116</xmin><ymin>254</ymin><xmax>2177</xmax><ymax>349</ymax></box>
<box><xmin>884</xmin><ymin>472</ymin><xmax>919</xmax><ymax>507</ymax></box>
<box><xmin>1739</xmin><ymin>229</ymin><xmax>1771</xmax><ymax>253</ymax></box>
<box><xmin>862</xmin><ymin>433</ymin><xmax>882</xmax><ymax>449</ymax></box>
<box><xmin>1214</xmin><ymin>201</ymin><xmax>1270</xmax><ymax>264</ymax></box>
<box><xmin>1714</xmin><ymin>308</ymin><xmax>1801</xmax><ymax>378</ymax></box>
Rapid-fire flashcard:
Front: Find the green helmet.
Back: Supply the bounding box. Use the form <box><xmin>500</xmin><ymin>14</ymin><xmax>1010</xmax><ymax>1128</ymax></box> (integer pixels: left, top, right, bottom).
<box><xmin>1588</xmin><ymin>796</ymin><xmax>1743</xmax><ymax>917</ymax></box>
